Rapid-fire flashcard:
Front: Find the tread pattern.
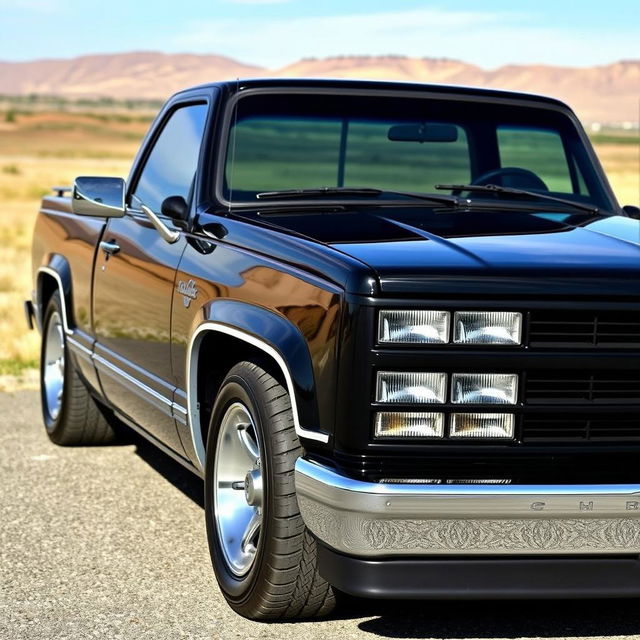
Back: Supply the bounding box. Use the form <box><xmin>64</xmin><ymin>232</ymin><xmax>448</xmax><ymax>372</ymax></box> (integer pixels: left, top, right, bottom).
<box><xmin>54</xmin><ymin>362</ymin><xmax>115</xmax><ymax>445</ymax></box>
<box><xmin>213</xmin><ymin>362</ymin><xmax>335</xmax><ymax>620</ymax></box>
<box><xmin>42</xmin><ymin>292</ymin><xmax>116</xmax><ymax>446</ymax></box>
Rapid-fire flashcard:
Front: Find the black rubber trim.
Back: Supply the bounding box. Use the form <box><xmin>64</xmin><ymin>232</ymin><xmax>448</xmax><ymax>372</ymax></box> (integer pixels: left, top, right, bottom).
<box><xmin>317</xmin><ymin>544</ymin><xmax>640</xmax><ymax>599</ymax></box>
<box><xmin>24</xmin><ymin>299</ymin><xmax>35</xmax><ymax>330</ymax></box>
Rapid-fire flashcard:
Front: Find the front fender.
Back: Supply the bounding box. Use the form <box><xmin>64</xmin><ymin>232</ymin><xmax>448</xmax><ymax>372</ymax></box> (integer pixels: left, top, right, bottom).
<box><xmin>186</xmin><ymin>300</ymin><xmax>330</xmax><ymax>468</ymax></box>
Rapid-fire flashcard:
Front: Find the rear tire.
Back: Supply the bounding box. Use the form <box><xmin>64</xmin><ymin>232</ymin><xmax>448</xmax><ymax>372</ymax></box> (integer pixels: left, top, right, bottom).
<box><xmin>40</xmin><ymin>291</ymin><xmax>116</xmax><ymax>445</ymax></box>
<box><xmin>204</xmin><ymin>361</ymin><xmax>335</xmax><ymax>620</ymax></box>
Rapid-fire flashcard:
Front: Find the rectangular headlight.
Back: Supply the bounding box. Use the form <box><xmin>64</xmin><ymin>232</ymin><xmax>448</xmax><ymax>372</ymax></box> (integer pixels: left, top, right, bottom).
<box><xmin>453</xmin><ymin>311</ymin><xmax>522</xmax><ymax>345</ymax></box>
<box><xmin>450</xmin><ymin>413</ymin><xmax>515</xmax><ymax>439</ymax></box>
<box><xmin>379</xmin><ymin>310</ymin><xmax>449</xmax><ymax>344</ymax></box>
<box><xmin>375</xmin><ymin>412</ymin><xmax>444</xmax><ymax>438</ymax></box>
<box><xmin>451</xmin><ymin>373</ymin><xmax>518</xmax><ymax>405</ymax></box>
<box><xmin>376</xmin><ymin>371</ymin><xmax>446</xmax><ymax>404</ymax></box>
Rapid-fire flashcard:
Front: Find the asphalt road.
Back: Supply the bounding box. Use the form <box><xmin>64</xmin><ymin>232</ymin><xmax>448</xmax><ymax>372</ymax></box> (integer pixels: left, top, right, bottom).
<box><xmin>3</xmin><ymin>390</ymin><xmax>640</xmax><ymax>640</ymax></box>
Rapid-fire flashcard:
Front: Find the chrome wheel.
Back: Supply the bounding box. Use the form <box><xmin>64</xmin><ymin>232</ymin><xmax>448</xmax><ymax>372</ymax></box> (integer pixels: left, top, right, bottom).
<box><xmin>43</xmin><ymin>310</ymin><xmax>65</xmax><ymax>422</ymax></box>
<box><xmin>213</xmin><ymin>402</ymin><xmax>263</xmax><ymax>577</ymax></box>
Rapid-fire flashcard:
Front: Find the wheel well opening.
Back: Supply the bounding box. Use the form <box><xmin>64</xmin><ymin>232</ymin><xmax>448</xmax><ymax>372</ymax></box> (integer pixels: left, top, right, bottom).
<box><xmin>38</xmin><ymin>273</ymin><xmax>59</xmax><ymax>324</ymax></box>
<box><xmin>196</xmin><ymin>331</ymin><xmax>286</xmax><ymax>450</ymax></box>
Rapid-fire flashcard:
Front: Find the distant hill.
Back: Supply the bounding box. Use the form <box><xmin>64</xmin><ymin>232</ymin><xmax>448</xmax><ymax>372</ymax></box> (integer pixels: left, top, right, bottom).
<box><xmin>1</xmin><ymin>51</ymin><xmax>638</xmax><ymax>124</ymax></box>
<box><xmin>0</xmin><ymin>52</ymin><xmax>261</xmax><ymax>100</ymax></box>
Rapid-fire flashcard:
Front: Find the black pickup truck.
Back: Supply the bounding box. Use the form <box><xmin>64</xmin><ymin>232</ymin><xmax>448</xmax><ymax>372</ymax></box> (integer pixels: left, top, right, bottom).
<box><xmin>28</xmin><ymin>79</ymin><xmax>640</xmax><ymax>620</ymax></box>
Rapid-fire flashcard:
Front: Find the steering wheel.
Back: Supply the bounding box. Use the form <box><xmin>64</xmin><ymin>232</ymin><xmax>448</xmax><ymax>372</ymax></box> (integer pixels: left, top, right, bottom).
<box><xmin>451</xmin><ymin>167</ymin><xmax>549</xmax><ymax>195</ymax></box>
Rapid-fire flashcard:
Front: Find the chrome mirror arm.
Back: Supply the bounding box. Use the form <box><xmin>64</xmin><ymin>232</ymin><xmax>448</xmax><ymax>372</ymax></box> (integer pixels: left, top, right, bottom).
<box><xmin>141</xmin><ymin>204</ymin><xmax>180</xmax><ymax>244</ymax></box>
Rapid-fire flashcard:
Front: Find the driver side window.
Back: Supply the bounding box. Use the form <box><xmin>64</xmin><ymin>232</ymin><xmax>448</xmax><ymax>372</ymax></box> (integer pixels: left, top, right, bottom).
<box><xmin>132</xmin><ymin>103</ymin><xmax>208</xmax><ymax>212</ymax></box>
<box><xmin>497</xmin><ymin>126</ymin><xmax>575</xmax><ymax>193</ymax></box>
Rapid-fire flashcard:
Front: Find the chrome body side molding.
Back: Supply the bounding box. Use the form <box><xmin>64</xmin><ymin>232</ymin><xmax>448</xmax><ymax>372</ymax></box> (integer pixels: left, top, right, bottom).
<box><xmin>67</xmin><ymin>336</ymin><xmax>93</xmax><ymax>360</ymax></box>
<box><xmin>115</xmin><ymin>408</ymin><xmax>203</xmax><ymax>480</ymax></box>
<box><xmin>295</xmin><ymin>458</ymin><xmax>640</xmax><ymax>556</ymax></box>
<box><xmin>93</xmin><ymin>354</ymin><xmax>174</xmax><ymax>418</ymax></box>
<box><xmin>91</xmin><ymin>354</ymin><xmax>186</xmax><ymax>424</ymax></box>
<box><xmin>36</xmin><ymin>268</ymin><xmax>187</xmax><ymax>427</ymax></box>
<box><xmin>187</xmin><ymin>322</ymin><xmax>330</xmax><ymax>470</ymax></box>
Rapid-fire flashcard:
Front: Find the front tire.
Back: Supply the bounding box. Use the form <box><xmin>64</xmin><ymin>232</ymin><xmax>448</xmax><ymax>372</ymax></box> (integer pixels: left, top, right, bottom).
<box><xmin>40</xmin><ymin>291</ymin><xmax>116</xmax><ymax>445</ymax></box>
<box><xmin>204</xmin><ymin>361</ymin><xmax>335</xmax><ymax>620</ymax></box>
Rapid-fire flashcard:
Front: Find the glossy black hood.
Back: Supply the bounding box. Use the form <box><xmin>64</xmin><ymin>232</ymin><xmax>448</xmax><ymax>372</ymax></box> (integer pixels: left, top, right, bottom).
<box><xmin>259</xmin><ymin>207</ymin><xmax>640</xmax><ymax>296</ymax></box>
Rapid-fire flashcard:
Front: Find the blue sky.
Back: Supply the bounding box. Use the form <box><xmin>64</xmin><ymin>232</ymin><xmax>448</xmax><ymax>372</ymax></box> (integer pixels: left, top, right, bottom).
<box><xmin>1</xmin><ymin>0</ymin><xmax>638</xmax><ymax>68</ymax></box>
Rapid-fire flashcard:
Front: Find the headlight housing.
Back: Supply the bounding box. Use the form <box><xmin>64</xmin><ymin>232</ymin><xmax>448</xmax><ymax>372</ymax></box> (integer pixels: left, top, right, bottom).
<box><xmin>378</xmin><ymin>310</ymin><xmax>449</xmax><ymax>344</ymax></box>
<box><xmin>450</xmin><ymin>413</ymin><xmax>515</xmax><ymax>439</ymax></box>
<box><xmin>453</xmin><ymin>311</ymin><xmax>522</xmax><ymax>345</ymax></box>
<box><xmin>376</xmin><ymin>371</ymin><xmax>446</xmax><ymax>404</ymax></box>
<box><xmin>451</xmin><ymin>373</ymin><xmax>518</xmax><ymax>405</ymax></box>
<box><xmin>374</xmin><ymin>411</ymin><xmax>444</xmax><ymax>438</ymax></box>
<box><xmin>378</xmin><ymin>310</ymin><xmax>522</xmax><ymax>346</ymax></box>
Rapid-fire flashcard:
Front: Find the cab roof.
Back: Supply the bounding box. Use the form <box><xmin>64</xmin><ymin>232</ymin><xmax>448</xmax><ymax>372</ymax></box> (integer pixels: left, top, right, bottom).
<box><xmin>178</xmin><ymin>77</ymin><xmax>572</xmax><ymax>111</ymax></box>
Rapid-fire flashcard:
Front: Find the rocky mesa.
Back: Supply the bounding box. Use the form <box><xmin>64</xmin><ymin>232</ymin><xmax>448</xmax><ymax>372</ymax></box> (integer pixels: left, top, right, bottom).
<box><xmin>0</xmin><ymin>51</ymin><xmax>638</xmax><ymax>124</ymax></box>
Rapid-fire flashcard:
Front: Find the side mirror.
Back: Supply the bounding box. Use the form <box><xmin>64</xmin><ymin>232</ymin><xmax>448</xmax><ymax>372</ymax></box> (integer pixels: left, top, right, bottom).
<box><xmin>72</xmin><ymin>177</ymin><xmax>125</xmax><ymax>218</ymax></box>
<box><xmin>622</xmin><ymin>205</ymin><xmax>640</xmax><ymax>220</ymax></box>
<box><xmin>161</xmin><ymin>195</ymin><xmax>189</xmax><ymax>221</ymax></box>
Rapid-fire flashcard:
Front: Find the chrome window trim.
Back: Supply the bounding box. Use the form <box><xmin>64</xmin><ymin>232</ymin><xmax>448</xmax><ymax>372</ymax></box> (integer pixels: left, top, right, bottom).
<box><xmin>187</xmin><ymin>322</ymin><xmax>330</xmax><ymax>470</ymax></box>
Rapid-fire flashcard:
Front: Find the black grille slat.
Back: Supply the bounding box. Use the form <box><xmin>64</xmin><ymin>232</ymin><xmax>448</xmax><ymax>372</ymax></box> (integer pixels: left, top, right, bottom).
<box><xmin>524</xmin><ymin>369</ymin><xmax>640</xmax><ymax>442</ymax></box>
<box><xmin>523</xmin><ymin>413</ymin><xmax>640</xmax><ymax>442</ymax></box>
<box><xmin>526</xmin><ymin>371</ymin><xmax>640</xmax><ymax>405</ymax></box>
<box><xmin>529</xmin><ymin>310</ymin><xmax>640</xmax><ymax>348</ymax></box>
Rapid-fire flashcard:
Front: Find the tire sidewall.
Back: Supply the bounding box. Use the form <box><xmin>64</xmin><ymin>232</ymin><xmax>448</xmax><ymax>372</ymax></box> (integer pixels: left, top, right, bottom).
<box><xmin>204</xmin><ymin>371</ymin><xmax>277</xmax><ymax>603</ymax></box>
<box><xmin>40</xmin><ymin>292</ymin><xmax>69</xmax><ymax>435</ymax></box>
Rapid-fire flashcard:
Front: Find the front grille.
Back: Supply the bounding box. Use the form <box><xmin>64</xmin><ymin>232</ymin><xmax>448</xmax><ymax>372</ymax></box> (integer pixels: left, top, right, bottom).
<box><xmin>529</xmin><ymin>310</ymin><xmax>640</xmax><ymax>348</ymax></box>
<box><xmin>361</xmin><ymin>302</ymin><xmax>640</xmax><ymax>482</ymax></box>
<box><xmin>526</xmin><ymin>371</ymin><xmax>640</xmax><ymax>405</ymax></box>
<box><xmin>523</xmin><ymin>412</ymin><xmax>640</xmax><ymax>442</ymax></box>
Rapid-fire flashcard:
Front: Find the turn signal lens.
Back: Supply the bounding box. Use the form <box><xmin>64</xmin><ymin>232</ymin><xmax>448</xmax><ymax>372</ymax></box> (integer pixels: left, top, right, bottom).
<box><xmin>374</xmin><ymin>412</ymin><xmax>444</xmax><ymax>438</ymax></box>
<box><xmin>376</xmin><ymin>372</ymin><xmax>446</xmax><ymax>404</ymax></box>
<box><xmin>378</xmin><ymin>310</ymin><xmax>449</xmax><ymax>344</ymax></box>
<box><xmin>453</xmin><ymin>311</ymin><xmax>522</xmax><ymax>345</ymax></box>
<box><xmin>450</xmin><ymin>413</ymin><xmax>515</xmax><ymax>439</ymax></box>
<box><xmin>451</xmin><ymin>373</ymin><xmax>518</xmax><ymax>405</ymax></box>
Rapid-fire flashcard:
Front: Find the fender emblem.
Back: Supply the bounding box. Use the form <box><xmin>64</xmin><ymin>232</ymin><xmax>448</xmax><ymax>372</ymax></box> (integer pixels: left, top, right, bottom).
<box><xmin>178</xmin><ymin>279</ymin><xmax>198</xmax><ymax>308</ymax></box>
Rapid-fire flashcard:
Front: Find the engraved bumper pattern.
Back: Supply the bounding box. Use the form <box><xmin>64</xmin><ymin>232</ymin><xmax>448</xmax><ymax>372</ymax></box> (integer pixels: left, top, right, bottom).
<box><xmin>295</xmin><ymin>460</ymin><xmax>640</xmax><ymax>556</ymax></box>
<box><xmin>299</xmin><ymin>500</ymin><xmax>640</xmax><ymax>554</ymax></box>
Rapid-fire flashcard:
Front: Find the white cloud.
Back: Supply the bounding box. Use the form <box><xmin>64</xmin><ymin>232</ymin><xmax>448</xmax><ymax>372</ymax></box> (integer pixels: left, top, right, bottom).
<box><xmin>171</xmin><ymin>7</ymin><xmax>637</xmax><ymax>69</ymax></box>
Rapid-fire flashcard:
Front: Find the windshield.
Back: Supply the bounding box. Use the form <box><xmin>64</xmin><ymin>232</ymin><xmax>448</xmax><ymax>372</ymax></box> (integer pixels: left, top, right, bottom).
<box><xmin>222</xmin><ymin>91</ymin><xmax>613</xmax><ymax>210</ymax></box>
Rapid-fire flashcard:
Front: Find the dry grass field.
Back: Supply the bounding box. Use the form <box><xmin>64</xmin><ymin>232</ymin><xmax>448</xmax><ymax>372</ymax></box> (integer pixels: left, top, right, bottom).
<box><xmin>0</xmin><ymin>110</ymin><xmax>150</xmax><ymax>389</ymax></box>
<box><xmin>0</xmin><ymin>109</ymin><xmax>638</xmax><ymax>390</ymax></box>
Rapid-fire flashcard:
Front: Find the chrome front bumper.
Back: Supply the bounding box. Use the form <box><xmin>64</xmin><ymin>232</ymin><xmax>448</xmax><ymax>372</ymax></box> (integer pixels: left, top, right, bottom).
<box><xmin>295</xmin><ymin>459</ymin><xmax>640</xmax><ymax>556</ymax></box>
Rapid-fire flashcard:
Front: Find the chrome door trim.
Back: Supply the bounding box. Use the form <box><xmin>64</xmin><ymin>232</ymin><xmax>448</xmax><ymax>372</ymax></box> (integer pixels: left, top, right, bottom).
<box><xmin>67</xmin><ymin>336</ymin><xmax>93</xmax><ymax>360</ymax></box>
<box><xmin>94</xmin><ymin>353</ymin><xmax>174</xmax><ymax>418</ymax></box>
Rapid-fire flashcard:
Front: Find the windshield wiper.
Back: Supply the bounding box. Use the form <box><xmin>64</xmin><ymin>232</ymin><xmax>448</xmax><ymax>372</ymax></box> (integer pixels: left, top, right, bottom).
<box><xmin>256</xmin><ymin>186</ymin><xmax>457</xmax><ymax>206</ymax></box>
<box><xmin>435</xmin><ymin>183</ymin><xmax>599</xmax><ymax>214</ymax></box>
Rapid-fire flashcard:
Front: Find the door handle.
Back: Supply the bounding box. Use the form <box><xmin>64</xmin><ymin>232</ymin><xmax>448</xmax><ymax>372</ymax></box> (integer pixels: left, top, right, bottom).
<box><xmin>99</xmin><ymin>240</ymin><xmax>120</xmax><ymax>256</ymax></box>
